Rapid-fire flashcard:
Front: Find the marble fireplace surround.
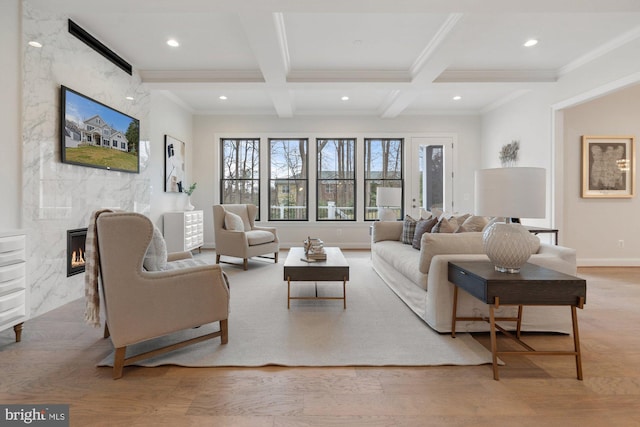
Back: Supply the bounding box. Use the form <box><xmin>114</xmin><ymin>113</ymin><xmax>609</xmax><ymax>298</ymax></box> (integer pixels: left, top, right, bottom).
<box><xmin>22</xmin><ymin>2</ymin><xmax>151</xmax><ymax>317</ymax></box>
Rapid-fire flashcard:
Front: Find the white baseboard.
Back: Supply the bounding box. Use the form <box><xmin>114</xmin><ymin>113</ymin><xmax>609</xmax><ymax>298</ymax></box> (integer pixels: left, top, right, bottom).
<box><xmin>578</xmin><ymin>258</ymin><xmax>640</xmax><ymax>267</ymax></box>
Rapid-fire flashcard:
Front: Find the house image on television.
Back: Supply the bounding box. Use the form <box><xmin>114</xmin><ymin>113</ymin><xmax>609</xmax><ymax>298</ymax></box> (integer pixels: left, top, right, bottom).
<box><xmin>64</xmin><ymin>114</ymin><xmax>128</xmax><ymax>152</ymax></box>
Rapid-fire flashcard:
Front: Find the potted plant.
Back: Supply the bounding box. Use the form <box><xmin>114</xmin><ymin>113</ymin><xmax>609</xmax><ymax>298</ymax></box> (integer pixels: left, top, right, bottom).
<box><xmin>184</xmin><ymin>182</ymin><xmax>197</xmax><ymax>211</ymax></box>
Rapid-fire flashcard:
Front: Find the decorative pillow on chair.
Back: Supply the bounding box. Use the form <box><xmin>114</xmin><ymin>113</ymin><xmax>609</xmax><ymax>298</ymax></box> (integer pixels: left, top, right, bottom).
<box><xmin>143</xmin><ymin>225</ymin><xmax>168</xmax><ymax>271</ymax></box>
<box><xmin>225</xmin><ymin>211</ymin><xmax>245</xmax><ymax>231</ymax></box>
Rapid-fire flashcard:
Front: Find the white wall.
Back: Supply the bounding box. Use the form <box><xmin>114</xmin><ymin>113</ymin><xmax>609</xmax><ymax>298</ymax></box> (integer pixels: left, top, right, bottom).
<box><xmin>480</xmin><ymin>37</ymin><xmax>640</xmax><ymax>263</ymax></box>
<box><xmin>0</xmin><ymin>0</ymin><xmax>22</xmax><ymax>229</ymax></box>
<box><xmin>148</xmin><ymin>92</ymin><xmax>194</xmax><ymax>228</ymax></box>
<box><xmin>192</xmin><ymin>114</ymin><xmax>481</xmax><ymax>248</ymax></box>
<box><xmin>562</xmin><ymin>84</ymin><xmax>640</xmax><ymax>266</ymax></box>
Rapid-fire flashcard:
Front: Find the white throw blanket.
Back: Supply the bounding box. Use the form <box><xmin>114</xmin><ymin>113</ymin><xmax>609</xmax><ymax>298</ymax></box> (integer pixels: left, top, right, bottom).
<box><xmin>84</xmin><ymin>209</ymin><xmax>119</xmax><ymax>327</ymax></box>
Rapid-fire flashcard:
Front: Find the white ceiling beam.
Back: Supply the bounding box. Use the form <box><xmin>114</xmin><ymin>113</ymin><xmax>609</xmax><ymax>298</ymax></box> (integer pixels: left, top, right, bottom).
<box><xmin>379</xmin><ymin>13</ymin><xmax>464</xmax><ymax>118</ymax></box>
<box><xmin>239</xmin><ymin>12</ymin><xmax>294</xmax><ymax>117</ymax></box>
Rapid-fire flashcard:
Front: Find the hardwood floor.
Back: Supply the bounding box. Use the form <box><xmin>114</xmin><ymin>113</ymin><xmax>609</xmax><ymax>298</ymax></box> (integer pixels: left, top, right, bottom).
<box><xmin>1</xmin><ymin>263</ymin><xmax>640</xmax><ymax>426</ymax></box>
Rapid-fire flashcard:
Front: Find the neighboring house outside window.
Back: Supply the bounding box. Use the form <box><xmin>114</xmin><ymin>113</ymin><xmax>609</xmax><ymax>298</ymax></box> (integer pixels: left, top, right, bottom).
<box><xmin>269</xmin><ymin>138</ymin><xmax>308</xmax><ymax>221</ymax></box>
<box><xmin>316</xmin><ymin>138</ymin><xmax>356</xmax><ymax>221</ymax></box>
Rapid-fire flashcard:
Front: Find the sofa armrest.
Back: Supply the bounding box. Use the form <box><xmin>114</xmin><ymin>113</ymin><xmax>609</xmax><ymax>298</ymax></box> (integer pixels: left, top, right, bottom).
<box><xmin>371</xmin><ymin>221</ymin><xmax>403</xmax><ymax>243</ymax></box>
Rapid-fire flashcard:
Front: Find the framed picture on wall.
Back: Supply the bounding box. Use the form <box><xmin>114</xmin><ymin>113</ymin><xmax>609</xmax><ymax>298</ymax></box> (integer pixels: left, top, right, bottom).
<box><xmin>581</xmin><ymin>135</ymin><xmax>635</xmax><ymax>198</ymax></box>
<box><xmin>164</xmin><ymin>135</ymin><xmax>186</xmax><ymax>193</ymax></box>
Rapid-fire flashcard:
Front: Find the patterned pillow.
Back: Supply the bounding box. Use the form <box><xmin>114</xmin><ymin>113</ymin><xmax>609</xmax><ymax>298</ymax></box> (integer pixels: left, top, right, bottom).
<box><xmin>412</xmin><ymin>217</ymin><xmax>439</xmax><ymax>249</ymax></box>
<box><xmin>401</xmin><ymin>215</ymin><xmax>418</xmax><ymax>244</ymax></box>
<box><xmin>143</xmin><ymin>225</ymin><xmax>168</xmax><ymax>271</ymax></box>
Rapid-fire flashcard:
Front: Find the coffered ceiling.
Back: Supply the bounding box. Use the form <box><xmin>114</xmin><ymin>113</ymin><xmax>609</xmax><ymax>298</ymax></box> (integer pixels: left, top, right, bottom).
<box><xmin>28</xmin><ymin>0</ymin><xmax>640</xmax><ymax>117</ymax></box>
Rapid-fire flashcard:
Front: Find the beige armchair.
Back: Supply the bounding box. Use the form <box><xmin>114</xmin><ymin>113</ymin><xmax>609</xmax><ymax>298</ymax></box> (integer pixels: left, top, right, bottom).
<box><xmin>95</xmin><ymin>212</ymin><xmax>229</xmax><ymax>379</ymax></box>
<box><xmin>213</xmin><ymin>204</ymin><xmax>279</xmax><ymax>270</ymax></box>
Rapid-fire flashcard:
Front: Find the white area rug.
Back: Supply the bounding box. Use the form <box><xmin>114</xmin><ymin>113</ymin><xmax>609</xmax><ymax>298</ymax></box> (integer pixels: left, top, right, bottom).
<box><xmin>99</xmin><ymin>251</ymin><xmax>493</xmax><ymax>367</ymax></box>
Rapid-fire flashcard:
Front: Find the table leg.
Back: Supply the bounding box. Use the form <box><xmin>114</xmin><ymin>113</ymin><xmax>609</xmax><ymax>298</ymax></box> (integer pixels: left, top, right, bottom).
<box><xmin>489</xmin><ymin>304</ymin><xmax>499</xmax><ymax>380</ymax></box>
<box><xmin>287</xmin><ymin>276</ymin><xmax>291</xmax><ymax>309</ymax></box>
<box><xmin>572</xmin><ymin>305</ymin><xmax>583</xmax><ymax>380</ymax></box>
<box><xmin>13</xmin><ymin>323</ymin><xmax>23</xmax><ymax>342</ymax></box>
<box><xmin>451</xmin><ymin>286</ymin><xmax>458</xmax><ymax>338</ymax></box>
<box><xmin>516</xmin><ymin>305</ymin><xmax>523</xmax><ymax>340</ymax></box>
<box><xmin>343</xmin><ymin>277</ymin><xmax>347</xmax><ymax>309</ymax></box>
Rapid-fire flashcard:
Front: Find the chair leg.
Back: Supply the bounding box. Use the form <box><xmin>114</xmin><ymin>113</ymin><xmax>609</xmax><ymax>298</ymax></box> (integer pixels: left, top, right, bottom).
<box><xmin>243</xmin><ymin>259</ymin><xmax>248</xmax><ymax>270</ymax></box>
<box><xmin>103</xmin><ymin>324</ymin><xmax>110</xmax><ymax>339</ymax></box>
<box><xmin>220</xmin><ymin>319</ymin><xmax>229</xmax><ymax>344</ymax></box>
<box><xmin>216</xmin><ymin>254</ymin><xmax>221</xmax><ymax>264</ymax></box>
<box><xmin>113</xmin><ymin>347</ymin><xmax>126</xmax><ymax>380</ymax></box>
<box><xmin>274</xmin><ymin>252</ymin><xmax>279</xmax><ymax>263</ymax></box>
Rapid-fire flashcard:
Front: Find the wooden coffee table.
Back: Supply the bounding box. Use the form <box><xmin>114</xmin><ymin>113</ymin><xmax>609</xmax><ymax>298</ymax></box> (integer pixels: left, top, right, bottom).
<box><xmin>283</xmin><ymin>247</ymin><xmax>350</xmax><ymax>308</ymax></box>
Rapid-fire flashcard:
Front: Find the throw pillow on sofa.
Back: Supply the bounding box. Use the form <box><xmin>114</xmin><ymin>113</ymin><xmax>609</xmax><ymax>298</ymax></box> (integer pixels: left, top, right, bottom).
<box><xmin>454</xmin><ymin>215</ymin><xmax>489</xmax><ymax>233</ymax></box>
<box><xmin>401</xmin><ymin>215</ymin><xmax>419</xmax><ymax>244</ymax></box>
<box><xmin>412</xmin><ymin>217</ymin><xmax>438</xmax><ymax>249</ymax></box>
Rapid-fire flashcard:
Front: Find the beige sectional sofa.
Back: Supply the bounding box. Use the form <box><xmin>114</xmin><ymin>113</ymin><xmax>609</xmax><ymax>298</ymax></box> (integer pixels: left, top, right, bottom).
<box><xmin>371</xmin><ymin>220</ymin><xmax>578</xmax><ymax>333</ymax></box>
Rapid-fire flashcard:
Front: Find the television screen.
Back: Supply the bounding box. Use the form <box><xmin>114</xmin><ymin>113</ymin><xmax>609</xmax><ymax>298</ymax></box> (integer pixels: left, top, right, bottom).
<box><xmin>61</xmin><ymin>85</ymin><xmax>140</xmax><ymax>173</ymax></box>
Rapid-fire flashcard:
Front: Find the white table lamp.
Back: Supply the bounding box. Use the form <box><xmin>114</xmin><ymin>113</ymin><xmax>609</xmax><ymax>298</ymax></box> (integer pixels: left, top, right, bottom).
<box><xmin>475</xmin><ymin>167</ymin><xmax>546</xmax><ymax>273</ymax></box>
<box><xmin>376</xmin><ymin>187</ymin><xmax>402</xmax><ymax>221</ymax></box>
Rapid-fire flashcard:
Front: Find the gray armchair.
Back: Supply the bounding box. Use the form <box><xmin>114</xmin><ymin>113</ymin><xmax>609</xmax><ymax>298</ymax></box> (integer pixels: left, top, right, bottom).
<box><xmin>213</xmin><ymin>204</ymin><xmax>279</xmax><ymax>270</ymax></box>
<box><xmin>95</xmin><ymin>212</ymin><xmax>229</xmax><ymax>379</ymax></box>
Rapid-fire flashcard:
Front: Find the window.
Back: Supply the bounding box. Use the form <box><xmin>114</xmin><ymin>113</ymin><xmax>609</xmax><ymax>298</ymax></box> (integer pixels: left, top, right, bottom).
<box><xmin>269</xmin><ymin>138</ymin><xmax>308</xmax><ymax>220</ymax></box>
<box><xmin>112</xmin><ymin>140</ymin><xmax>117</xmax><ymax>147</ymax></box>
<box><xmin>317</xmin><ymin>138</ymin><xmax>356</xmax><ymax>220</ymax></box>
<box><xmin>121</xmin><ymin>142</ymin><xmax>126</xmax><ymax>150</ymax></box>
<box><xmin>364</xmin><ymin>138</ymin><xmax>403</xmax><ymax>220</ymax></box>
<box><xmin>220</xmin><ymin>139</ymin><xmax>260</xmax><ymax>217</ymax></box>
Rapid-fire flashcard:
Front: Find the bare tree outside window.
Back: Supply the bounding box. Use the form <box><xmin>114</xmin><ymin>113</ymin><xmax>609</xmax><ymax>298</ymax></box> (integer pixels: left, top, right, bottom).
<box><xmin>317</xmin><ymin>139</ymin><xmax>356</xmax><ymax>220</ymax></box>
<box><xmin>269</xmin><ymin>139</ymin><xmax>308</xmax><ymax>220</ymax></box>
<box><xmin>364</xmin><ymin>138</ymin><xmax>403</xmax><ymax>220</ymax></box>
<box><xmin>220</xmin><ymin>138</ymin><xmax>260</xmax><ymax>217</ymax></box>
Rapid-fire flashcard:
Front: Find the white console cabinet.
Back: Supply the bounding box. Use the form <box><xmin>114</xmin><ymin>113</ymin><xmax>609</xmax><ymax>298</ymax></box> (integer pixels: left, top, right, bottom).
<box><xmin>0</xmin><ymin>230</ymin><xmax>27</xmax><ymax>342</ymax></box>
<box><xmin>163</xmin><ymin>210</ymin><xmax>204</xmax><ymax>253</ymax></box>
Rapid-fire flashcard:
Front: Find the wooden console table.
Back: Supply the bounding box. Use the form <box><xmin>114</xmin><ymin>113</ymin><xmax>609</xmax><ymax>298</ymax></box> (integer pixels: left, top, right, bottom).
<box><xmin>448</xmin><ymin>261</ymin><xmax>586</xmax><ymax>380</ymax></box>
<box><xmin>522</xmin><ymin>225</ymin><xmax>559</xmax><ymax>245</ymax></box>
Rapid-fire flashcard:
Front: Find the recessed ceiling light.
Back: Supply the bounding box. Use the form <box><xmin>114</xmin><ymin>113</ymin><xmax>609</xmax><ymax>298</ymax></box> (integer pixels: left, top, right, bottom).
<box><xmin>453</xmin><ymin>95</ymin><xmax>462</xmax><ymax>101</ymax></box>
<box><xmin>341</xmin><ymin>96</ymin><xmax>349</xmax><ymax>101</ymax></box>
<box><xmin>28</xmin><ymin>41</ymin><xmax>42</xmax><ymax>48</ymax></box>
<box><xmin>524</xmin><ymin>39</ymin><xmax>538</xmax><ymax>47</ymax></box>
<box><xmin>219</xmin><ymin>95</ymin><xmax>228</xmax><ymax>100</ymax></box>
<box><xmin>125</xmin><ymin>96</ymin><xmax>134</xmax><ymax>101</ymax></box>
<box><xmin>167</xmin><ymin>39</ymin><xmax>180</xmax><ymax>47</ymax></box>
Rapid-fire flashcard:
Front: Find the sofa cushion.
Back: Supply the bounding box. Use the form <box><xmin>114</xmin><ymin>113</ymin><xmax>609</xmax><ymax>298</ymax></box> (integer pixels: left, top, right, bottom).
<box><xmin>412</xmin><ymin>217</ymin><xmax>438</xmax><ymax>249</ymax></box>
<box><xmin>246</xmin><ymin>230</ymin><xmax>275</xmax><ymax>246</ymax></box>
<box><xmin>373</xmin><ymin>240</ymin><xmax>427</xmax><ymax>290</ymax></box>
<box><xmin>143</xmin><ymin>225</ymin><xmax>168</xmax><ymax>271</ymax></box>
<box><xmin>225</xmin><ymin>211</ymin><xmax>245</xmax><ymax>231</ymax></box>
<box><xmin>401</xmin><ymin>215</ymin><xmax>419</xmax><ymax>244</ymax></box>
<box><xmin>419</xmin><ymin>232</ymin><xmax>484</xmax><ymax>274</ymax></box>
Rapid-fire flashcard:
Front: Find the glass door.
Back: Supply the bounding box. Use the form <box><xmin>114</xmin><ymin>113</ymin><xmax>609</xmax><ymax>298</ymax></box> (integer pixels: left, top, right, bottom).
<box><xmin>409</xmin><ymin>136</ymin><xmax>453</xmax><ymax>217</ymax></box>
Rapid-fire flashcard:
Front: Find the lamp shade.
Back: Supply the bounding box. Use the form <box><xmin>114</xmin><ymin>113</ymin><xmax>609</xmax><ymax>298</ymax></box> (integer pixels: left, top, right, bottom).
<box><xmin>474</xmin><ymin>167</ymin><xmax>546</xmax><ymax>218</ymax></box>
<box><xmin>376</xmin><ymin>187</ymin><xmax>402</xmax><ymax>207</ymax></box>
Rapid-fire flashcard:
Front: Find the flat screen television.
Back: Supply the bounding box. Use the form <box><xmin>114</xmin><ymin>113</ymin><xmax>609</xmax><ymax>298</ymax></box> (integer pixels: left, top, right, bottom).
<box><xmin>60</xmin><ymin>85</ymin><xmax>140</xmax><ymax>173</ymax></box>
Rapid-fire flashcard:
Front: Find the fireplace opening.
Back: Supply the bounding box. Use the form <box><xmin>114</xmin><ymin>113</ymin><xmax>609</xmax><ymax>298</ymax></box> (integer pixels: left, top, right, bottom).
<box><xmin>67</xmin><ymin>228</ymin><xmax>87</xmax><ymax>277</ymax></box>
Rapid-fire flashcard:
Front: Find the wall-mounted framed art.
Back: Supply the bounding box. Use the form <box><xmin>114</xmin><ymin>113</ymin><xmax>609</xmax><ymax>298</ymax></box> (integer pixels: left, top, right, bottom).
<box><xmin>581</xmin><ymin>135</ymin><xmax>635</xmax><ymax>198</ymax></box>
<box><xmin>164</xmin><ymin>135</ymin><xmax>186</xmax><ymax>193</ymax></box>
